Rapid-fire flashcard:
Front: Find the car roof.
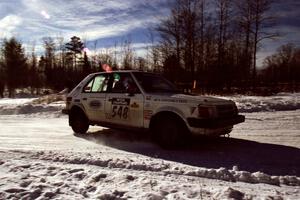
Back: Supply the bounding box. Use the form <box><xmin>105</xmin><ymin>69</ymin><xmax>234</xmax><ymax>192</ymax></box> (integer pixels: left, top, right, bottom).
<box><xmin>89</xmin><ymin>70</ymin><xmax>157</xmax><ymax>76</ymax></box>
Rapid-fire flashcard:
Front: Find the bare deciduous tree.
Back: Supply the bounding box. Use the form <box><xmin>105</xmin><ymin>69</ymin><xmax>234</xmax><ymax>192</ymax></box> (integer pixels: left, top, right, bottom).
<box><xmin>251</xmin><ymin>0</ymin><xmax>277</xmax><ymax>82</ymax></box>
<box><xmin>121</xmin><ymin>37</ymin><xmax>135</xmax><ymax>70</ymax></box>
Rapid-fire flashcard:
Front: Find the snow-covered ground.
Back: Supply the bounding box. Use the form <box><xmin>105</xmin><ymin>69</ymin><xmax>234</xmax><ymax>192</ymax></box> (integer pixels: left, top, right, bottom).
<box><xmin>0</xmin><ymin>95</ymin><xmax>64</xmax><ymax>117</ymax></box>
<box><xmin>0</xmin><ymin>93</ymin><xmax>299</xmax><ymax>199</ymax></box>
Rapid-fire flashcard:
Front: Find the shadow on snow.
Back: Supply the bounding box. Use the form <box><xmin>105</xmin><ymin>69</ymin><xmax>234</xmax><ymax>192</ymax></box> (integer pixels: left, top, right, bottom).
<box><xmin>74</xmin><ymin>128</ymin><xmax>300</xmax><ymax>177</ymax></box>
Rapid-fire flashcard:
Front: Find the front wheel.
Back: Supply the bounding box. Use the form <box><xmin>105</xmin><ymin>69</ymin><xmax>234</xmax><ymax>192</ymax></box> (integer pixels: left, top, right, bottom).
<box><xmin>151</xmin><ymin>115</ymin><xmax>188</xmax><ymax>149</ymax></box>
<box><xmin>70</xmin><ymin>111</ymin><xmax>89</xmax><ymax>134</ymax></box>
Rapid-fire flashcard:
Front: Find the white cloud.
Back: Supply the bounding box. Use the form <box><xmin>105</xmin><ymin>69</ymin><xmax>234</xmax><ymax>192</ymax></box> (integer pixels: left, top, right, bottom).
<box><xmin>16</xmin><ymin>0</ymin><xmax>162</xmax><ymax>41</ymax></box>
<box><xmin>40</xmin><ymin>10</ymin><xmax>50</xmax><ymax>19</ymax></box>
<box><xmin>0</xmin><ymin>15</ymin><xmax>23</xmax><ymax>38</ymax></box>
<box><xmin>68</xmin><ymin>17</ymin><xmax>155</xmax><ymax>41</ymax></box>
<box><xmin>0</xmin><ymin>0</ymin><xmax>168</xmax><ymax>60</ymax></box>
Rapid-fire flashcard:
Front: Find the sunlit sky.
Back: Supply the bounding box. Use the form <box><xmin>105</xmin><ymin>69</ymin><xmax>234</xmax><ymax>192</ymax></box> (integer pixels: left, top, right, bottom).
<box><xmin>0</xmin><ymin>0</ymin><xmax>299</xmax><ymax>67</ymax></box>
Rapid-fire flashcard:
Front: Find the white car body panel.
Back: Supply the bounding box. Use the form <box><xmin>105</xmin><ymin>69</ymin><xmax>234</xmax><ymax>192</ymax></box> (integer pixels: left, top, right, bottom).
<box><xmin>64</xmin><ymin>71</ymin><xmax>244</xmax><ymax>136</ymax></box>
<box><xmin>104</xmin><ymin>93</ymin><xmax>144</xmax><ymax>128</ymax></box>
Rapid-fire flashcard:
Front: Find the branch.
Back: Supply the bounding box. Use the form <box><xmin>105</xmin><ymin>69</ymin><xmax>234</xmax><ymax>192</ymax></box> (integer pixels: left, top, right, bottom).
<box><xmin>257</xmin><ymin>33</ymin><xmax>279</xmax><ymax>43</ymax></box>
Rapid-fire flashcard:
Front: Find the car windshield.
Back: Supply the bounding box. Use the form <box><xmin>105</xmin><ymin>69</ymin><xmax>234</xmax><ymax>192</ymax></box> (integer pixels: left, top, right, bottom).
<box><xmin>133</xmin><ymin>72</ymin><xmax>179</xmax><ymax>93</ymax></box>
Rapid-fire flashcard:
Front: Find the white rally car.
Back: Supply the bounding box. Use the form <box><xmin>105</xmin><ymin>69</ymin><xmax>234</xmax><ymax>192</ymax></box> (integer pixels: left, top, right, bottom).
<box><xmin>63</xmin><ymin>70</ymin><xmax>245</xmax><ymax>147</ymax></box>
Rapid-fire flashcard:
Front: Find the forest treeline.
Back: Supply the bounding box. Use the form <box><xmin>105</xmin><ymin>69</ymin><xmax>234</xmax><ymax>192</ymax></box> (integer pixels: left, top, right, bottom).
<box><xmin>0</xmin><ymin>0</ymin><xmax>300</xmax><ymax>97</ymax></box>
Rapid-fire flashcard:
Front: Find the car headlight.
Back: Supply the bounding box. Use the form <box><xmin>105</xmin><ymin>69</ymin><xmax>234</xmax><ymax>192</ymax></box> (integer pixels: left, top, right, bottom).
<box><xmin>198</xmin><ymin>105</ymin><xmax>215</xmax><ymax>118</ymax></box>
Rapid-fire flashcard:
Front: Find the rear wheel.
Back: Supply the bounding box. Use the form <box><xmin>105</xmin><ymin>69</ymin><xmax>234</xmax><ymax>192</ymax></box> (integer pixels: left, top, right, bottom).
<box><xmin>70</xmin><ymin>110</ymin><xmax>89</xmax><ymax>134</ymax></box>
<box><xmin>151</xmin><ymin>115</ymin><xmax>188</xmax><ymax>149</ymax></box>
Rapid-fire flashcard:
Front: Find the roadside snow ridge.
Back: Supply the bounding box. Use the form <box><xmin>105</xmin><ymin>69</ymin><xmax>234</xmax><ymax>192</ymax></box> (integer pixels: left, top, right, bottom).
<box><xmin>30</xmin><ymin>150</ymin><xmax>300</xmax><ymax>186</ymax></box>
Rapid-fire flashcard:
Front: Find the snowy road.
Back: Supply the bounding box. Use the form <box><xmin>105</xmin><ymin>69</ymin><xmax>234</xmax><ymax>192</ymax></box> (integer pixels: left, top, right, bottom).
<box><xmin>0</xmin><ymin>111</ymin><xmax>299</xmax><ymax>176</ymax></box>
<box><xmin>0</xmin><ymin>95</ymin><xmax>300</xmax><ymax>199</ymax></box>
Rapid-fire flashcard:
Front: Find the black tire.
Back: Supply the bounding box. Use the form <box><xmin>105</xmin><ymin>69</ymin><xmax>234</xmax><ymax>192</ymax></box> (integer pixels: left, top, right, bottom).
<box><xmin>151</xmin><ymin>115</ymin><xmax>188</xmax><ymax>149</ymax></box>
<box><xmin>70</xmin><ymin>110</ymin><xmax>89</xmax><ymax>134</ymax></box>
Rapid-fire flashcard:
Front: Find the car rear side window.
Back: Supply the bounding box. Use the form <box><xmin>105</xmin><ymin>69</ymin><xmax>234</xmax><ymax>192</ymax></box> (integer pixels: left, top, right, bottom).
<box><xmin>133</xmin><ymin>72</ymin><xmax>178</xmax><ymax>93</ymax></box>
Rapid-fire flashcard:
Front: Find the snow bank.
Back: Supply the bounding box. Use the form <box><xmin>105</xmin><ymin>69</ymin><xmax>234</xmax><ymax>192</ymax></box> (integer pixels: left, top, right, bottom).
<box><xmin>0</xmin><ymin>103</ymin><xmax>64</xmax><ymax>115</ymax></box>
<box><xmin>0</xmin><ymin>94</ymin><xmax>65</xmax><ymax>116</ymax></box>
<box><xmin>2</xmin><ymin>150</ymin><xmax>299</xmax><ymax>200</ymax></box>
<box><xmin>0</xmin><ymin>98</ymin><xmax>35</xmax><ymax>105</ymax></box>
<box><xmin>182</xmin><ymin>168</ymin><xmax>299</xmax><ymax>186</ymax></box>
<box><xmin>222</xmin><ymin>92</ymin><xmax>300</xmax><ymax>113</ymax></box>
<box><xmin>213</xmin><ymin>187</ymin><xmax>246</xmax><ymax>200</ymax></box>
<box><xmin>30</xmin><ymin>151</ymin><xmax>300</xmax><ymax>187</ymax></box>
<box><xmin>31</xmin><ymin>93</ymin><xmax>66</xmax><ymax>104</ymax></box>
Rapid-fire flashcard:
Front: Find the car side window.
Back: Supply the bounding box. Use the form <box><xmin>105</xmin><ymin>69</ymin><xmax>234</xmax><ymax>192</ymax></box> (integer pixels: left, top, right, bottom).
<box><xmin>83</xmin><ymin>74</ymin><xmax>108</xmax><ymax>93</ymax></box>
<box><xmin>111</xmin><ymin>73</ymin><xmax>139</xmax><ymax>93</ymax></box>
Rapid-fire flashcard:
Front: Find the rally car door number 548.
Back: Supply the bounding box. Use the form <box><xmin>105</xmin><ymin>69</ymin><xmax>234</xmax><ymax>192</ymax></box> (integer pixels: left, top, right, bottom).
<box><xmin>111</xmin><ymin>105</ymin><xmax>129</xmax><ymax>119</ymax></box>
<box><xmin>110</xmin><ymin>98</ymin><xmax>131</xmax><ymax>120</ymax></box>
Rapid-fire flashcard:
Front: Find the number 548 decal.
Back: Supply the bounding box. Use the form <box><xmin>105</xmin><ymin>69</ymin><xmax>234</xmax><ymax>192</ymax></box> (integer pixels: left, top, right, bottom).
<box><xmin>111</xmin><ymin>105</ymin><xmax>129</xmax><ymax>119</ymax></box>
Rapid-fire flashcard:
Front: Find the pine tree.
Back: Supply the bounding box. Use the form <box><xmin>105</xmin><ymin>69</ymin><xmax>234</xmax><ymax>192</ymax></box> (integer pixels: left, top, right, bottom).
<box><xmin>65</xmin><ymin>36</ymin><xmax>84</xmax><ymax>70</ymax></box>
<box><xmin>82</xmin><ymin>51</ymin><xmax>91</xmax><ymax>76</ymax></box>
<box><xmin>1</xmin><ymin>38</ymin><xmax>28</xmax><ymax>97</ymax></box>
<box><xmin>0</xmin><ymin>66</ymin><xmax>4</xmax><ymax>97</ymax></box>
<box><xmin>43</xmin><ymin>37</ymin><xmax>56</xmax><ymax>88</ymax></box>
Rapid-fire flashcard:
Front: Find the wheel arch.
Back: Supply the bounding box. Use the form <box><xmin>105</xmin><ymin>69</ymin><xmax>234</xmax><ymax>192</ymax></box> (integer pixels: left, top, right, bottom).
<box><xmin>149</xmin><ymin>110</ymin><xmax>187</xmax><ymax>132</ymax></box>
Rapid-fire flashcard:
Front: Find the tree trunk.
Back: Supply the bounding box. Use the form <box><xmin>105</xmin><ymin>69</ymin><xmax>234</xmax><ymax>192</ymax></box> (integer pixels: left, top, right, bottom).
<box><xmin>8</xmin><ymin>88</ymin><xmax>15</xmax><ymax>98</ymax></box>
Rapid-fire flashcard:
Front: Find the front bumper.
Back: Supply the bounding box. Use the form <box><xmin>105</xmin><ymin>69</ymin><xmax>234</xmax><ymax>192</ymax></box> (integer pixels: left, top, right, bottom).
<box><xmin>187</xmin><ymin>115</ymin><xmax>245</xmax><ymax>129</ymax></box>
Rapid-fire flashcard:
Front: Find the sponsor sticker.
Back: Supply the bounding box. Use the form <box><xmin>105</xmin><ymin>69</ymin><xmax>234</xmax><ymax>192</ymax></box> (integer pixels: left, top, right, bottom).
<box><xmin>153</xmin><ymin>98</ymin><xmax>187</xmax><ymax>103</ymax></box>
<box><xmin>89</xmin><ymin>100</ymin><xmax>101</xmax><ymax>108</ymax></box>
<box><xmin>111</xmin><ymin>98</ymin><xmax>130</xmax><ymax>106</ymax></box>
<box><xmin>146</xmin><ymin>96</ymin><xmax>152</xmax><ymax>100</ymax></box>
<box><xmin>130</xmin><ymin>102</ymin><xmax>139</xmax><ymax>108</ymax></box>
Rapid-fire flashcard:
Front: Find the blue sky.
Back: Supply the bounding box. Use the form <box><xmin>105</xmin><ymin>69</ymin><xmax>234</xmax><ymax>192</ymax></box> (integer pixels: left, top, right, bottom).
<box><xmin>258</xmin><ymin>0</ymin><xmax>300</xmax><ymax>65</ymax></box>
<box><xmin>0</xmin><ymin>0</ymin><xmax>169</xmax><ymax>54</ymax></box>
<box><xmin>0</xmin><ymin>0</ymin><xmax>299</xmax><ymax>67</ymax></box>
